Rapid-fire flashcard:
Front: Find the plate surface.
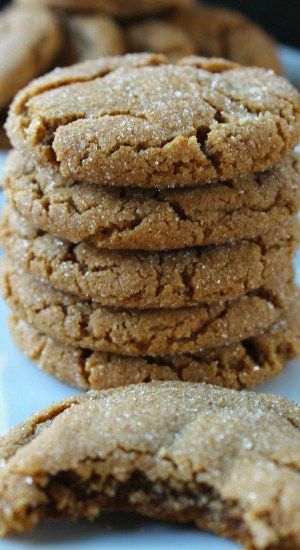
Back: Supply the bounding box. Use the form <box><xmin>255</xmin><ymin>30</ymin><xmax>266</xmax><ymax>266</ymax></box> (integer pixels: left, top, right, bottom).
<box><xmin>1</xmin><ymin>45</ymin><xmax>300</xmax><ymax>549</ymax></box>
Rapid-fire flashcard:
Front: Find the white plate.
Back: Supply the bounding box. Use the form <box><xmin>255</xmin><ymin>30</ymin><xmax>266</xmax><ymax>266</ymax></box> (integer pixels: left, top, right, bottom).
<box><xmin>1</xmin><ymin>45</ymin><xmax>300</xmax><ymax>549</ymax></box>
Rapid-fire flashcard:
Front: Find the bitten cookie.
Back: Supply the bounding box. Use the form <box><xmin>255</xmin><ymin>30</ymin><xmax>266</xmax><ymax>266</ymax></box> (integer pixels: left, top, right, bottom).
<box><xmin>1</xmin><ymin>257</ymin><xmax>295</xmax><ymax>356</ymax></box>
<box><xmin>126</xmin><ymin>19</ymin><xmax>195</xmax><ymax>62</ymax></box>
<box><xmin>1</xmin><ymin>382</ymin><xmax>300</xmax><ymax>549</ymax></box>
<box><xmin>9</xmin><ymin>300</ymin><xmax>300</xmax><ymax>390</ymax></box>
<box><xmin>0</xmin><ymin>5</ymin><xmax>62</xmax><ymax>110</ymax></box>
<box><xmin>17</xmin><ymin>0</ymin><xmax>194</xmax><ymax>17</ymax></box>
<box><xmin>6</xmin><ymin>54</ymin><xmax>300</xmax><ymax>188</ymax></box>
<box><xmin>4</xmin><ymin>151</ymin><xmax>300</xmax><ymax>251</ymax></box>
<box><xmin>169</xmin><ymin>4</ymin><xmax>282</xmax><ymax>73</ymax></box>
<box><xmin>1</xmin><ymin>207</ymin><xmax>298</xmax><ymax>309</ymax></box>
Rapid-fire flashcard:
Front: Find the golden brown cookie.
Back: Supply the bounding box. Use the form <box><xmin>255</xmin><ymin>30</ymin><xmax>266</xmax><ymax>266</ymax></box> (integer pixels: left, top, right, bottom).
<box><xmin>1</xmin><ymin>381</ymin><xmax>300</xmax><ymax>548</ymax></box>
<box><xmin>0</xmin><ymin>5</ymin><xmax>62</xmax><ymax>110</ymax></box>
<box><xmin>169</xmin><ymin>5</ymin><xmax>282</xmax><ymax>73</ymax></box>
<box><xmin>60</xmin><ymin>14</ymin><xmax>125</xmax><ymax>65</ymax></box>
<box><xmin>4</xmin><ymin>150</ymin><xmax>300</xmax><ymax>251</ymax></box>
<box><xmin>17</xmin><ymin>0</ymin><xmax>194</xmax><ymax>17</ymax></box>
<box><xmin>1</xmin><ymin>207</ymin><xmax>298</xmax><ymax>309</ymax></box>
<box><xmin>126</xmin><ymin>19</ymin><xmax>195</xmax><ymax>62</ymax></box>
<box><xmin>6</xmin><ymin>54</ymin><xmax>300</xmax><ymax>188</ymax></box>
<box><xmin>1</xmin><ymin>257</ymin><xmax>295</xmax><ymax>356</ymax></box>
<box><xmin>9</xmin><ymin>301</ymin><xmax>300</xmax><ymax>390</ymax></box>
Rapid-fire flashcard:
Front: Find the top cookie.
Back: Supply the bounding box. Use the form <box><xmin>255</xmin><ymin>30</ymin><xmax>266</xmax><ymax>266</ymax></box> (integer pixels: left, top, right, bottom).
<box><xmin>7</xmin><ymin>54</ymin><xmax>300</xmax><ymax>188</ymax></box>
<box><xmin>1</xmin><ymin>382</ymin><xmax>300</xmax><ymax>549</ymax></box>
<box><xmin>0</xmin><ymin>5</ymin><xmax>62</xmax><ymax>110</ymax></box>
<box><xmin>17</xmin><ymin>0</ymin><xmax>194</xmax><ymax>17</ymax></box>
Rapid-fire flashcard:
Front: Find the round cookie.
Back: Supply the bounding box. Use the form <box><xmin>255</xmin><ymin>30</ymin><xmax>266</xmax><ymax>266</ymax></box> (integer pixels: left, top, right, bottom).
<box><xmin>126</xmin><ymin>20</ymin><xmax>195</xmax><ymax>62</ymax></box>
<box><xmin>1</xmin><ymin>257</ymin><xmax>295</xmax><ymax>356</ymax></box>
<box><xmin>4</xmin><ymin>151</ymin><xmax>300</xmax><ymax>251</ymax></box>
<box><xmin>10</xmin><ymin>305</ymin><xmax>300</xmax><ymax>390</ymax></box>
<box><xmin>169</xmin><ymin>5</ymin><xmax>282</xmax><ymax>73</ymax></box>
<box><xmin>60</xmin><ymin>14</ymin><xmax>125</xmax><ymax>65</ymax></box>
<box><xmin>1</xmin><ymin>382</ymin><xmax>300</xmax><ymax>549</ymax></box>
<box><xmin>0</xmin><ymin>5</ymin><xmax>62</xmax><ymax>110</ymax></box>
<box><xmin>6</xmin><ymin>54</ymin><xmax>300</xmax><ymax>188</ymax></box>
<box><xmin>17</xmin><ymin>0</ymin><xmax>194</xmax><ymax>17</ymax></box>
<box><xmin>1</xmin><ymin>207</ymin><xmax>298</xmax><ymax>309</ymax></box>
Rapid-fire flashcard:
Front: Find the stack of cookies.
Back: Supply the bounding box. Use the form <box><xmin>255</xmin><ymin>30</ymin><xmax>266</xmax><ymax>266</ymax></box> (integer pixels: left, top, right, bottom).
<box><xmin>1</xmin><ymin>53</ymin><xmax>300</xmax><ymax>391</ymax></box>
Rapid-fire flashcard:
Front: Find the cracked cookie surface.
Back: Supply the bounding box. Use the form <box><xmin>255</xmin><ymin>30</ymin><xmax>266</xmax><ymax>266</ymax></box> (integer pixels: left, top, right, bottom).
<box><xmin>0</xmin><ymin>4</ymin><xmax>62</xmax><ymax>109</ymax></box>
<box><xmin>169</xmin><ymin>5</ymin><xmax>282</xmax><ymax>73</ymax></box>
<box><xmin>4</xmin><ymin>151</ymin><xmax>300</xmax><ymax>251</ymax></box>
<box><xmin>10</xmin><ymin>301</ymin><xmax>300</xmax><ymax>390</ymax></box>
<box><xmin>6</xmin><ymin>54</ymin><xmax>300</xmax><ymax>188</ymax></box>
<box><xmin>1</xmin><ymin>207</ymin><xmax>298</xmax><ymax>309</ymax></box>
<box><xmin>1</xmin><ymin>381</ymin><xmax>300</xmax><ymax>549</ymax></box>
<box><xmin>1</xmin><ymin>257</ymin><xmax>295</xmax><ymax>355</ymax></box>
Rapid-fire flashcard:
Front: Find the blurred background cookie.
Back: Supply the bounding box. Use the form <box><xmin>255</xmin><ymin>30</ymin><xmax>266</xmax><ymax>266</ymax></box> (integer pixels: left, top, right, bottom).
<box><xmin>168</xmin><ymin>4</ymin><xmax>282</xmax><ymax>72</ymax></box>
<box><xmin>0</xmin><ymin>4</ymin><xmax>61</xmax><ymax>110</ymax></box>
<box><xmin>126</xmin><ymin>19</ymin><xmax>195</xmax><ymax>61</ymax></box>
<box><xmin>59</xmin><ymin>13</ymin><xmax>125</xmax><ymax>64</ymax></box>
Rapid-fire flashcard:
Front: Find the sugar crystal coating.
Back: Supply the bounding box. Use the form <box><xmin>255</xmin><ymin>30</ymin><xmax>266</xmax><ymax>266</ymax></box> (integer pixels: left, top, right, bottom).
<box><xmin>0</xmin><ymin>206</ymin><xmax>298</xmax><ymax>309</ymax></box>
<box><xmin>1</xmin><ymin>257</ymin><xmax>295</xmax><ymax>355</ymax></box>
<box><xmin>6</xmin><ymin>54</ymin><xmax>300</xmax><ymax>188</ymax></box>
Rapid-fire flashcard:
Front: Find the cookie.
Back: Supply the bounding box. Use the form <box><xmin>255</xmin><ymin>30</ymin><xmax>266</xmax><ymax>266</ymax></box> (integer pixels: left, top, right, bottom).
<box><xmin>9</xmin><ymin>300</ymin><xmax>300</xmax><ymax>390</ymax></box>
<box><xmin>60</xmin><ymin>14</ymin><xmax>125</xmax><ymax>65</ymax></box>
<box><xmin>17</xmin><ymin>0</ymin><xmax>194</xmax><ymax>17</ymax></box>
<box><xmin>126</xmin><ymin>19</ymin><xmax>195</xmax><ymax>62</ymax></box>
<box><xmin>6</xmin><ymin>54</ymin><xmax>300</xmax><ymax>188</ymax></box>
<box><xmin>1</xmin><ymin>207</ymin><xmax>298</xmax><ymax>309</ymax></box>
<box><xmin>0</xmin><ymin>5</ymin><xmax>62</xmax><ymax>110</ymax></box>
<box><xmin>4</xmin><ymin>151</ymin><xmax>300</xmax><ymax>252</ymax></box>
<box><xmin>1</xmin><ymin>257</ymin><xmax>295</xmax><ymax>356</ymax></box>
<box><xmin>169</xmin><ymin>5</ymin><xmax>282</xmax><ymax>73</ymax></box>
<box><xmin>1</xmin><ymin>382</ymin><xmax>300</xmax><ymax>548</ymax></box>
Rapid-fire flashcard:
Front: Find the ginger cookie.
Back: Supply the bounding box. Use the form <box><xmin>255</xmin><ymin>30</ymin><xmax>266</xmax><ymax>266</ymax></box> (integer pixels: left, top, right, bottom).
<box><xmin>6</xmin><ymin>54</ymin><xmax>300</xmax><ymax>188</ymax></box>
<box><xmin>1</xmin><ymin>381</ymin><xmax>300</xmax><ymax>549</ymax></box>
<box><xmin>1</xmin><ymin>257</ymin><xmax>295</xmax><ymax>356</ymax></box>
<box><xmin>126</xmin><ymin>19</ymin><xmax>195</xmax><ymax>62</ymax></box>
<box><xmin>9</xmin><ymin>301</ymin><xmax>300</xmax><ymax>390</ymax></box>
<box><xmin>4</xmin><ymin>150</ymin><xmax>300</xmax><ymax>251</ymax></box>
<box><xmin>60</xmin><ymin>14</ymin><xmax>125</xmax><ymax>65</ymax></box>
<box><xmin>17</xmin><ymin>0</ymin><xmax>194</xmax><ymax>17</ymax></box>
<box><xmin>1</xmin><ymin>207</ymin><xmax>298</xmax><ymax>309</ymax></box>
<box><xmin>169</xmin><ymin>5</ymin><xmax>282</xmax><ymax>73</ymax></box>
<box><xmin>0</xmin><ymin>5</ymin><xmax>62</xmax><ymax>110</ymax></box>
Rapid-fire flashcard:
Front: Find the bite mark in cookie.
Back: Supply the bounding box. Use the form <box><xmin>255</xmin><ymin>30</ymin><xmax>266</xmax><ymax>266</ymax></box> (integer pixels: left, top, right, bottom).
<box><xmin>1</xmin><ymin>381</ymin><xmax>300</xmax><ymax>549</ymax></box>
